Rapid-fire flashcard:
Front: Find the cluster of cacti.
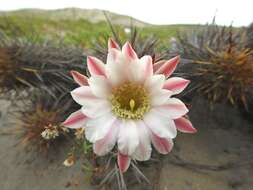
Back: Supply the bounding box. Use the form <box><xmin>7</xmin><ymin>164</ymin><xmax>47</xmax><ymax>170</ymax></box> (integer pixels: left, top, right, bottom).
<box><xmin>175</xmin><ymin>22</ymin><xmax>253</xmax><ymax>110</ymax></box>
<box><xmin>0</xmin><ymin>30</ymin><xmax>87</xmax><ymax>96</ymax></box>
<box><xmin>0</xmin><ymin>24</ymin><xmax>89</xmax><ymax>152</ymax></box>
<box><xmin>10</xmin><ymin>88</ymin><xmax>77</xmax><ymax>153</ymax></box>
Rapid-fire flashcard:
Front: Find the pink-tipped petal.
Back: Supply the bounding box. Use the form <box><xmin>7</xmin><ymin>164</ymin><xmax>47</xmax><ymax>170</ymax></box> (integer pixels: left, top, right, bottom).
<box><xmin>106</xmin><ymin>48</ymin><xmax>125</xmax><ymax>85</ymax></box>
<box><xmin>154</xmin><ymin>98</ymin><xmax>188</xmax><ymax>119</ymax></box>
<box><xmin>71</xmin><ymin>70</ymin><xmax>89</xmax><ymax>86</ymax></box>
<box><xmin>85</xmin><ymin>112</ymin><xmax>116</xmax><ymax>143</ymax></box>
<box><xmin>155</xmin><ymin>56</ymin><xmax>180</xmax><ymax>78</ymax></box>
<box><xmin>140</xmin><ymin>55</ymin><xmax>153</xmax><ymax>79</ymax></box>
<box><xmin>117</xmin><ymin>152</ymin><xmax>131</xmax><ymax>173</ymax></box>
<box><xmin>81</xmin><ymin>100</ymin><xmax>111</xmax><ymax>118</ymax></box>
<box><xmin>151</xmin><ymin>89</ymin><xmax>172</xmax><ymax>106</ymax></box>
<box><xmin>62</xmin><ymin>109</ymin><xmax>88</xmax><ymax>129</ymax></box>
<box><xmin>93</xmin><ymin>124</ymin><xmax>118</xmax><ymax>156</ymax></box>
<box><xmin>71</xmin><ymin>86</ymin><xmax>98</xmax><ymax>106</ymax></box>
<box><xmin>144</xmin><ymin>109</ymin><xmax>177</xmax><ymax>139</ymax></box>
<box><xmin>175</xmin><ymin>117</ymin><xmax>197</xmax><ymax>133</ymax></box>
<box><xmin>107</xmin><ymin>48</ymin><xmax>121</xmax><ymax>64</ymax></box>
<box><xmin>122</xmin><ymin>42</ymin><xmax>138</xmax><ymax>60</ymax></box>
<box><xmin>118</xmin><ymin>120</ymin><xmax>139</xmax><ymax>155</ymax></box>
<box><xmin>132</xmin><ymin>121</ymin><xmax>152</xmax><ymax>161</ymax></box>
<box><xmin>145</xmin><ymin>75</ymin><xmax>166</xmax><ymax>95</ymax></box>
<box><xmin>151</xmin><ymin>132</ymin><xmax>174</xmax><ymax>154</ymax></box>
<box><xmin>163</xmin><ymin>77</ymin><xmax>190</xmax><ymax>95</ymax></box>
<box><xmin>153</xmin><ymin>60</ymin><xmax>166</xmax><ymax>72</ymax></box>
<box><xmin>87</xmin><ymin>56</ymin><xmax>106</xmax><ymax>76</ymax></box>
<box><xmin>108</xmin><ymin>38</ymin><xmax>120</xmax><ymax>50</ymax></box>
<box><xmin>88</xmin><ymin>76</ymin><xmax>111</xmax><ymax>98</ymax></box>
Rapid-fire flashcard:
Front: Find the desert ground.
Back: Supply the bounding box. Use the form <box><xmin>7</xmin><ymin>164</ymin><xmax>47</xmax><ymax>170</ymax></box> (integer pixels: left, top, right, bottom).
<box><xmin>1</xmin><ymin>95</ymin><xmax>253</xmax><ymax>190</ymax></box>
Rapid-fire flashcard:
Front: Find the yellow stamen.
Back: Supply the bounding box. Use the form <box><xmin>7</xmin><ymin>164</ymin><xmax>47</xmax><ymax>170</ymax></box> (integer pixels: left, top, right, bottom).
<box><xmin>129</xmin><ymin>99</ymin><xmax>135</xmax><ymax>111</ymax></box>
<box><xmin>110</xmin><ymin>82</ymin><xmax>150</xmax><ymax>120</ymax></box>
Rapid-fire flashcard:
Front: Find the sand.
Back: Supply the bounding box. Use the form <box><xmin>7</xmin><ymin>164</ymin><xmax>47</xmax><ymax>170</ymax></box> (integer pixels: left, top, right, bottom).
<box><xmin>0</xmin><ymin>96</ymin><xmax>253</xmax><ymax>190</ymax></box>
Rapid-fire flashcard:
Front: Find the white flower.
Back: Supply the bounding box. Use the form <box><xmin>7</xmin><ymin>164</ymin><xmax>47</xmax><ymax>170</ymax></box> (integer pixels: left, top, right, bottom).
<box><xmin>63</xmin><ymin>39</ymin><xmax>196</xmax><ymax>172</ymax></box>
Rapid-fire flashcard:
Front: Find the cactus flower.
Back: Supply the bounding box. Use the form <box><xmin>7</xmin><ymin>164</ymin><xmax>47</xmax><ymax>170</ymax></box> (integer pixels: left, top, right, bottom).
<box><xmin>63</xmin><ymin>39</ymin><xmax>196</xmax><ymax>172</ymax></box>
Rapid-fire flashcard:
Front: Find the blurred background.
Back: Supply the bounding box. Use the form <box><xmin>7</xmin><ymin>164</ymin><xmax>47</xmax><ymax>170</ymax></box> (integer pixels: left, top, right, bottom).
<box><xmin>0</xmin><ymin>0</ymin><xmax>252</xmax><ymax>48</ymax></box>
<box><xmin>1</xmin><ymin>0</ymin><xmax>253</xmax><ymax>26</ymax></box>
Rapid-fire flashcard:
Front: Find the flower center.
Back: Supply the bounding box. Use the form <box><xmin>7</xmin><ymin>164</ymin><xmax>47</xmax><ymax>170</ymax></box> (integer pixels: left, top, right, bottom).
<box><xmin>110</xmin><ymin>82</ymin><xmax>150</xmax><ymax>120</ymax></box>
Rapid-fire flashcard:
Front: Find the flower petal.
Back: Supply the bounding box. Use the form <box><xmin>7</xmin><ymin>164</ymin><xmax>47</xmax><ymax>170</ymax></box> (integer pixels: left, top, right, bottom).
<box><xmin>174</xmin><ymin>117</ymin><xmax>197</xmax><ymax>133</ymax></box>
<box><xmin>81</xmin><ymin>100</ymin><xmax>111</xmax><ymax>118</ymax></box>
<box><xmin>151</xmin><ymin>89</ymin><xmax>172</xmax><ymax>106</ymax></box>
<box><xmin>155</xmin><ymin>56</ymin><xmax>180</xmax><ymax>78</ymax></box>
<box><xmin>71</xmin><ymin>86</ymin><xmax>99</xmax><ymax>107</ymax></box>
<box><xmin>132</xmin><ymin>121</ymin><xmax>152</xmax><ymax>161</ymax></box>
<box><xmin>163</xmin><ymin>77</ymin><xmax>190</xmax><ymax>95</ymax></box>
<box><xmin>122</xmin><ymin>42</ymin><xmax>138</xmax><ymax>60</ymax></box>
<box><xmin>140</xmin><ymin>55</ymin><xmax>153</xmax><ymax>80</ymax></box>
<box><xmin>93</xmin><ymin>123</ymin><xmax>119</xmax><ymax>156</ymax></box>
<box><xmin>154</xmin><ymin>98</ymin><xmax>188</xmax><ymax>119</ymax></box>
<box><xmin>144</xmin><ymin>109</ymin><xmax>177</xmax><ymax>139</ymax></box>
<box><xmin>145</xmin><ymin>75</ymin><xmax>165</xmax><ymax>95</ymax></box>
<box><xmin>150</xmin><ymin>132</ymin><xmax>174</xmax><ymax>154</ymax></box>
<box><xmin>106</xmin><ymin>48</ymin><xmax>125</xmax><ymax>85</ymax></box>
<box><xmin>71</xmin><ymin>70</ymin><xmax>89</xmax><ymax>86</ymax></box>
<box><xmin>88</xmin><ymin>76</ymin><xmax>111</xmax><ymax>98</ymax></box>
<box><xmin>108</xmin><ymin>38</ymin><xmax>120</xmax><ymax>50</ymax></box>
<box><xmin>85</xmin><ymin>112</ymin><xmax>116</xmax><ymax>143</ymax></box>
<box><xmin>87</xmin><ymin>56</ymin><xmax>106</xmax><ymax>76</ymax></box>
<box><xmin>107</xmin><ymin>48</ymin><xmax>121</xmax><ymax>64</ymax></box>
<box><xmin>117</xmin><ymin>152</ymin><xmax>131</xmax><ymax>173</ymax></box>
<box><xmin>127</xmin><ymin>61</ymin><xmax>143</xmax><ymax>82</ymax></box>
<box><xmin>153</xmin><ymin>60</ymin><xmax>166</xmax><ymax>72</ymax></box>
<box><xmin>62</xmin><ymin>109</ymin><xmax>88</xmax><ymax>129</ymax></box>
<box><xmin>117</xmin><ymin>120</ymin><xmax>139</xmax><ymax>155</ymax></box>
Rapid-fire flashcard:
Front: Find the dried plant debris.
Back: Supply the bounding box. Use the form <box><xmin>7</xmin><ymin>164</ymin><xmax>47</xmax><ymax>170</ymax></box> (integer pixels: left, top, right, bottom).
<box><xmin>175</xmin><ymin>22</ymin><xmax>253</xmax><ymax>110</ymax></box>
<box><xmin>9</xmin><ymin>88</ymin><xmax>77</xmax><ymax>154</ymax></box>
<box><xmin>63</xmin><ymin>131</ymin><xmax>93</xmax><ymax>168</ymax></box>
<box><xmin>89</xmin><ymin>154</ymin><xmax>151</xmax><ymax>190</ymax></box>
<box><xmin>0</xmin><ymin>30</ymin><xmax>87</xmax><ymax>96</ymax></box>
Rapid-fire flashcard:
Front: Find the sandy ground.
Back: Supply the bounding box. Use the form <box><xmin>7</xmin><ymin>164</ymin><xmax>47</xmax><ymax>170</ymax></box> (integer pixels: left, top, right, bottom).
<box><xmin>0</xmin><ymin>96</ymin><xmax>253</xmax><ymax>190</ymax></box>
